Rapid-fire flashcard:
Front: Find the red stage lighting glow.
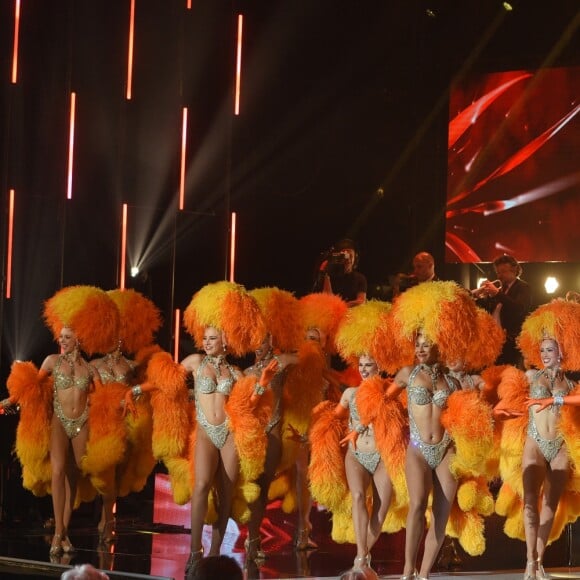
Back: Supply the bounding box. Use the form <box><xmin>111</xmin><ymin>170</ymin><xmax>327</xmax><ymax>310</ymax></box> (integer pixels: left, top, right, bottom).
<box><xmin>67</xmin><ymin>92</ymin><xmax>76</xmax><ymax>200</ymax></box>
<box><xmin>174</xmin><ymin>308</ymin><xmax>180</xmax><ymax>362</ymax></box>
<box><xmin>120</xmin><ymin>203</ymin><xmax>128</xmax><ymax>290</ymax></box>
<box><xmin>234</xmin><ymin>14</ymin><xmax>243</xmax><ymax>115</ymax></box>
<box><xmin>126</xmin><ymin>0</ymin><xmax>136</xmax><ymax>100</ymax></box>
<box><xmin>229</xmin><ymin>212</ymin><xmax>236</xmax><ymax>282</ymax></box>
<box><xmin>179</xmin><ymin>108</ymin><xmax>188</xmax><ymax>211</ymax></box>
<box><xmin>11</xmin><ymin>0</ymin><xmax>21</xmax><ymax>83</ymax></box>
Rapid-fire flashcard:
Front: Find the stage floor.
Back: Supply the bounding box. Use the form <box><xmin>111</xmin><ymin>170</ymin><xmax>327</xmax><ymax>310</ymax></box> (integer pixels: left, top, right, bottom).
<box><xmin>1</xmin><ymin>473</ymin><xmax>579</xmax><ymax>580</ymax></box>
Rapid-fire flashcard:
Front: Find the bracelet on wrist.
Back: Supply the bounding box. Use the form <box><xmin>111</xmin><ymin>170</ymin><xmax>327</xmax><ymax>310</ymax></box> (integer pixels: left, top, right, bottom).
<box><xmin>254</xmin><ymin>383</ymin><xmax>266</xmax><ymax>396</ymax></box>
<box><xmin>132</xmin><ymin>385</ymin><xmax>143</xmax><ymax>397</ymax></box>
<box><xmin>553</xmin><ymin>394</ymin><xmax>564</xmax><ymax>408</ymax></box>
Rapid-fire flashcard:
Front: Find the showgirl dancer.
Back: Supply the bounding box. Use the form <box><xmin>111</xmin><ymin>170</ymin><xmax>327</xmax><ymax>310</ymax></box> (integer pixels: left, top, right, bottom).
<box><xmin>494</xmin><ymin>298</ymin><xmax>580</xmax><ymax>579</ymax></box>
<box><xmin>90</xmin><ymin>288</ymin><xmax>162</xmax><ymax>544</ymax></box>
<box><xmin>1</xmin><ymin>286</ymin><xmax>120</xmax><ymax>556</ymax></box>
<box><xmin>309</xmin><ymin>299</ymin><xmax>408</xmax><ymax>577</ymax></box>
<box><xmin>372</xmin><ymin>281</ymin><xmax>495</xmax><ymax>579</ymax></box>
<box><xmin>275</xmin><ymin>292</ymin><xmax>347</xmax><ymax>551</ymax></box>
<box><xmin>243</xmin><ymin>286</ymin><xmax>303</xmax><ymax>562</ymax></box>
<box><xmin>124</xmin><ymin>281</ymin><xmax>276</xmax><ymax>575</ymax></box>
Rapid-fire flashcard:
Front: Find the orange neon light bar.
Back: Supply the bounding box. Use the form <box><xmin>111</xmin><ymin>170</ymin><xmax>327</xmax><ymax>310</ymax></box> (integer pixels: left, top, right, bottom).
<box><xmin>179</xmin><ymin>107</ymin><xmax>188</xmax><ymax>210</ymax></box>
<box><xmin>229</xmin><ymin>212</ymin><xmax>236</xmax><ymax>282</ymax></box>
<box><xmin>126</xmin><ymin>0</ymin><xmax>135</xmax><ymax>100</ymax></box>
<box><xmin>67</xmin><ymin>92</ymin><xmax>76</xmax><ymax>200</ymax></box>
<box><xmin>11</xmin><ymin>0</ymin><xmax>21</xmax><ymax>83</ymax></box>
<box><xmin>174</xmin><ymin>309</ymin><xmax>181</xmax><ymax>362</ymax></box>
<box><xmin>186</xmin><ymin>0</ymin><xmax>192</xmax><ymax>9</ymax></box>
<box><xmin>120</xmin><ymin>204</ymin><xmax>128</xmax><ymax>289</ymax></box>
<box><xmin>6</xmin><ymin>189</ymin><xmax>15</xmax><ymax>299</ymax></box>
<box><xmin>234</xmin><ymin>14</ymin><xmax>243</xmax><ymax>115</ymax></box>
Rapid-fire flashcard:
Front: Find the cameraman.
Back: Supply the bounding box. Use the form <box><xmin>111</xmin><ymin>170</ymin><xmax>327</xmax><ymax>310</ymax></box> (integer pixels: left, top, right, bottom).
<box><xmin>314</xmin><ymin>239</ymin><xmax>367</xmax><ymax>307</ymax></box>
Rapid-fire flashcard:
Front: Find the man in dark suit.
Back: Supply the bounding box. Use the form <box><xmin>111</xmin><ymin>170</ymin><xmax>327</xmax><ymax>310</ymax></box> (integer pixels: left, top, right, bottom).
<box><xmin>477</xmin><ymin>254</ymin><xmax>532</xmax><ymax>367</ymax></box>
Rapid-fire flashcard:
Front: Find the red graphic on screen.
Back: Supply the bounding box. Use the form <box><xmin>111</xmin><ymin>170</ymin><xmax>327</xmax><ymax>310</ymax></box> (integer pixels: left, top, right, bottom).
<box><xmin>446</xmin><ymin>66</ymin><xmax>580</xmax><ymax>263</ymax></box>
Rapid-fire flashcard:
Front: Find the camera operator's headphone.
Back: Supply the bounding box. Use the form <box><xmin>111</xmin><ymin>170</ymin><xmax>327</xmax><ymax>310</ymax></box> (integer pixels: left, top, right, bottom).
<box><xmin>333</xmin><ymin>238</ymin><xmax>360</xmax><ymax>269</ymax></box>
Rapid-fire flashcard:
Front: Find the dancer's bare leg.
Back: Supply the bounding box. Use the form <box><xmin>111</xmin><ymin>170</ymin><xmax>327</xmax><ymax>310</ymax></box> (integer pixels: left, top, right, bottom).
<box><xmin>190</xmin><ymin>429</ymin><xmax>219</xmax><ymax>553</ymax></box>
<box><xmin>345</xmin><ymin>450</ymin><xmax>372</xmax><ymax>560</ymax></box>
<box><xmin>402</xmin><ymin>445</ymin><xmax>432</xmax><ymax>577</ymax></box>
<box><xmin>536</xmin><ymin>445</ymin><xmax>569</xmax><ymax>564</ymax></box>
<box><xmin>368</xmin><ymin>460</ymin><xmax>392</xmax><ymax>552</ymax></box>
<box><xmin>209</xmin><ymin>433</ymin><xmax>239</xmax><ymax>556</ymax></box>
<box><xmin>247</xmin><ymin>428</ymin><xmax>282</xmax><ymax>549</ymax></box>
<box><xmin>50</xmin><ymin>415</ymin><xmax>70</xmax><ymax>547</ymax></box>
<box><xmin>295</xmin><ymin>444</ymin><xmax>314</xmax><ymax>546</ymax></box>
<box><xmin>418</xmin><ymin>450</ymin><xmax>458</xmax><ymax>577</ymax></box>
<box><xmin>522</xmin><ymin>437</ymin><xmax>547</xmax><ymax>567</ymax></box>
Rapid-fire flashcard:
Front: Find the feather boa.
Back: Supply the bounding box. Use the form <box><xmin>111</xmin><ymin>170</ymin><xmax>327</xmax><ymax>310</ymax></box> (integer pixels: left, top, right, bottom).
<box><xmin>82</xmin><ymin>381</ymin><xmax>128</xmax><ymax>495</ymax></box>
<box><xmin>146</xmin><ymin>351</ymin><xmax>192</xmax><ymax>504</ymax></box>
<box><xmin>7</xmin><ymin>361</ymin><xmax>52</xmax><ymax>496</ymax></box>
<box><xmin>440</xmin><ymin>388</ymin><xmax>495</xmax><ymax>555</ymax></box>
<box><xmin>268</xmin><ymin>341</ymin><xmax>326</xmax><ymax>512</ymax></box>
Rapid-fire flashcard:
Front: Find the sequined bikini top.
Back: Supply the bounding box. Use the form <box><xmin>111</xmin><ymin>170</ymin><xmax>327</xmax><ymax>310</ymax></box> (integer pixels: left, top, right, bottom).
<box><xmin>529</xmin><ymin>370</ymin><xmax>573</xmax><ymax>399</ymax></box>
<box><xmin>53</xmin><ymin>356</ymin><xmax>92</xmax><ymax>392</ymax></box>
<box><xmin>407</xmin><ymin>364</ymin><xmax>456</xmax><ymax>408</ymax></box>
<box><xmin>196</xmin><ymin>355</ymin><xmax>236</xmax><ymax>395</ymax></box>
<box><xmin>97</xmin><ymin>355</ymin><xmax>136</xmax><ymax>384</ymax></box>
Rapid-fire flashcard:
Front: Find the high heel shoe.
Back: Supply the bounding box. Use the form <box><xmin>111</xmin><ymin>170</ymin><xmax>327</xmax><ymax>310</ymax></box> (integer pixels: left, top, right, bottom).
<box><xmin>61</xmin><ymin>532</ymin><xmax>75</xmax><ymax>554</ymax></box>
<box><xmin>294</xmin><ymin>526</ymin><xmax>317</xmax><ymax>551</ymax></box>
<box><xmin>524</xmin><ymin>560</ymin><xmax>537</xmax><ymax>580</ymax></box>
<box><xmin>400</xmin><ymin>572</ymin><xmax>416</xmax><ymax>580</ymax></box>
<box><xmin>353</xmin><ymin>553</ymin><xmax>370</xmax><ymax>569</ymax></box>
<box><xmin>536</xmin><ymin>559</ymin><xmax>550</xmax><ymax>580</ymax></box>
<box><xmin>98</xmin><ymin>520</ymin><xmax>115</xmax><ymax>545</ymax></box>
<box><xmin>244</xmin><ymin>536</ymin><xmax>266</xmax><ymax>561</ymax></box>
<box><xmin>49</xmin><ymin>534</ymin><xmax>63</xmax><ymax>556</ymax></box>
<box><xmin>184</xmin><ymin>547</ymin><xmax>203</xmax><ymax>577</ymax></box>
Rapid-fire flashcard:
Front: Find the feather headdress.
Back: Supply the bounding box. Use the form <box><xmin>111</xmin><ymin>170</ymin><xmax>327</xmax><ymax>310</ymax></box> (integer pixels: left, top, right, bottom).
<box><xmin>43</xmin><ymin>285</ymin><xmax>120</xmax><ymax>356</ymax></box>
<box><xmin>107</xmin><ymin>289</ymin><xmax>162</xmax><ymax>354</ymax></box>
<box><xmin>380</xmin><ymin>281</ymin><xmax>479</xmax><ymax>368</ymax></box>
<box><xmin>250</xmin><ymin>287</ymin><xmax>303</xmax><ymax>352</ymax></box>
<box><xmin>335</xmin><ymin>300</ymin><xmax>391</xmax><ymax>367</ymax></box>
<box><xmin>299</xmin><ymin>293</ymin><xmax>348</xmax><ymax>355</ymax></box>
<box><xmin>183</xmin><ymin>281</ymin><xmax>266</xmax><ymax>357</ymax></box>
<box><xmin>517</xmin><ymin>299</ymin><xmax>580</xmax><ymax>371</ymax></box>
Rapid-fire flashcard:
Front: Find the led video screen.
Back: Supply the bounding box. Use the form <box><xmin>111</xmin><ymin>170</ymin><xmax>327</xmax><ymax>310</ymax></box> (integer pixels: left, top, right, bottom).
<box><xmin>446</xmin><ymin>66</ymin><xmax>580</xmax><ymax>263</ymax></box>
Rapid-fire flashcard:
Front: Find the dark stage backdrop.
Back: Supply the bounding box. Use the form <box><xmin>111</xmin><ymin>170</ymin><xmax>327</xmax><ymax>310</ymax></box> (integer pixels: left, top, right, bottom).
<box><xmin>0</xmin><ymin>1</ymin><xmax>579</xmax><ymax>374</ymax></box>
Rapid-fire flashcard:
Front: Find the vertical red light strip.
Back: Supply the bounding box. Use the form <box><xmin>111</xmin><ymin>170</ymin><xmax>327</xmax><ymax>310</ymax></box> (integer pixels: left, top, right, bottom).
<box><xmin>67</xmin><ymin>92</ymin><xmax>76</xmax><ymax>200</ymax></box>
<box><xmin>229</xmin><ymin>212</ymin><xmax>236</xmax><ymax>282</ymax></box>
<box><xmin>179</xmin><ymin>107</ymin><xmax>188</xmax><ymax>210</ymax></box>
<box><xmin>174</xmin><ymin>309</ymin><xmax>181</xmax><ymax>362</ymax></box>
<box><xmin>234</xmin><ymin>14</ymin><xmax>243</xmax><ymax>116</ymax></box>
<box><xmin>120</xmin><ymin>203</ymin><xmax>128</xmax><ymax>290</ymax></box>
<box><xmin>186</xmin><ymin>0</ymin><xmax>192</xmax><ymax>9</ymax></box>
<box><xmin>11</xmin><ymin>0</ymin><xmax>21</xmax><ymax>83</ymax></box>
<box><xmin>6</xmin><ymin>189</ymin><xmax>15</xmax><ymax>299</ymax></box>
<box><xmin>126</xmin><ymin>0</ymin><xmax>136</xmax><ymax>100</ymax></box>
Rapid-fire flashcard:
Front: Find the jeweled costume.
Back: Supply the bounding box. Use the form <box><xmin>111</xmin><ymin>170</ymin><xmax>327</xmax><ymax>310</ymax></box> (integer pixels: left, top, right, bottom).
<box><xmin>495</xmin><ymin>299</ymin><xmax>580</xmax><ymax>544</ymax></box>
<box><xmin>139</xmin><ymin>281</ymin><xmax>272</xmax><ymax>526</ymax></box>
<box><xmin>309</xmin><ymin>300</ymin><xmax>409</xmax><ymax>546</ymax></box>
<box><xmin>5</xmin><ymin>285</ymin><xmax>121</xmax><ymax>504</ymax></box>
<box><xmin>373</xmin><ymin>281</ymin><xmax>496</xmax><ymax>557</ymax></box>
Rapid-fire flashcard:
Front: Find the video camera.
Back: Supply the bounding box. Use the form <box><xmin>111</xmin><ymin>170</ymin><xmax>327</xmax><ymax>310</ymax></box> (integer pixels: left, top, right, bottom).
<box><xmin>323</xmin><ymin>249</ymin><xmax>350</xmax><ymax>277</ymax></box>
